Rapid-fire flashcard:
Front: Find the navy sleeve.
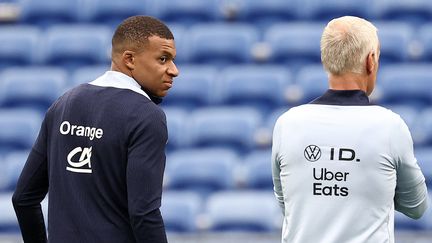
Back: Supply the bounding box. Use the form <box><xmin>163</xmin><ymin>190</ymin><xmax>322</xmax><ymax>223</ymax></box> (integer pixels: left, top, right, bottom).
<box><xmin>12</xmin><ymin>116</ymin><xmax>49</xmax><ymax>243</ymax></box>
<box><xmin>126</xmin><ymin>109</ymin><xmax>168</xmax><ymax>243</ymax></box>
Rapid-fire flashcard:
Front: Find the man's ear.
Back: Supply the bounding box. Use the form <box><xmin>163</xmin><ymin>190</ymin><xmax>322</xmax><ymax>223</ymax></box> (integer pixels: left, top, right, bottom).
<box><xmin>122</xmin><ymin>50</ymin><xmax>135</xmax><ymax>70</ymax></box>
<box><xmin>366</xmin><ymin>51</ymin><xmax>375</xmax><ymax>75</ymax></box>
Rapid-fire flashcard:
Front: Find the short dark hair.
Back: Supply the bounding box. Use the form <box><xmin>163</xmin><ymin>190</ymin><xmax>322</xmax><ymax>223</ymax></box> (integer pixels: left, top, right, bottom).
<box><xmin>112</xmin><ymin>15</ymin><xmax>174</xmax><ymax>54</ymax></box>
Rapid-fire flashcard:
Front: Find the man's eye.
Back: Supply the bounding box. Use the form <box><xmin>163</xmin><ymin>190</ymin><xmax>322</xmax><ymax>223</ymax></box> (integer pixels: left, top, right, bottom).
<box><xmin>160</xmin><ymin>56</ymin><xmax>167</xmax><ymax>63</ymax></box>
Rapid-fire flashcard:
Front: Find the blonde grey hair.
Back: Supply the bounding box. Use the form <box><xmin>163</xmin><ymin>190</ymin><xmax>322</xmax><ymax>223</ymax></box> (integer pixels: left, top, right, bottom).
<box><xmin>320</xmin><ymin>16</ymin><xmax>379</xmax><ymax>75</ymax></box>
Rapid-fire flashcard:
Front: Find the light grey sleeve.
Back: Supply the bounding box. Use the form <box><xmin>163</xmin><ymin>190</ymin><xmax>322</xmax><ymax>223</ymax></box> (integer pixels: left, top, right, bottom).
<box><xmin>271</xmin><ymin>118</ymin><xmax>285</xmax><ymax>215</ymax></box>
<box><xmin>392</xmin><ymin>117</ymin><xmax>428</xmax><ymax>219</ymax></box>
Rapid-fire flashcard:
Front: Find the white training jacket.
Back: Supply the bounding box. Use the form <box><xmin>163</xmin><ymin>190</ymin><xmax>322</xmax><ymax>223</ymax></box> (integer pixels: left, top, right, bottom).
<box><xmin>272</xmin><ymin>90</ymin><xmax>428</xmax><ymax>243</ymax></box>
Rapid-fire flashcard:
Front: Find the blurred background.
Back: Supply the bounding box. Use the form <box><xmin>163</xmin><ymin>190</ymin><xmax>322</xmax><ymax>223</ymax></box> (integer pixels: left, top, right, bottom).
<box><xmin>0</xmin><ymin>0</ymin><xmax>432</xmax><ymax>242</ymax></box>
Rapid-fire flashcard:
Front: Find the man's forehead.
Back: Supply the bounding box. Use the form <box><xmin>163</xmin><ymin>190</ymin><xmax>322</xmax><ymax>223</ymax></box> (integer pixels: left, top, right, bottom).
<box><xmin>147</xmin><ymin>35</ymin><xmax>176</xmax><ymax>51</ymax></box>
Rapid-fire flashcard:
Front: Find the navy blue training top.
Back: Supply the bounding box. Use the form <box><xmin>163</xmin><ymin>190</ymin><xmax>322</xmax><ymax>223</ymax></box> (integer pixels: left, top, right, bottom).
<box><xmin>12</xmin><ymin>71</ymin><xmax>168</xmax><ymax>243</ymax></box>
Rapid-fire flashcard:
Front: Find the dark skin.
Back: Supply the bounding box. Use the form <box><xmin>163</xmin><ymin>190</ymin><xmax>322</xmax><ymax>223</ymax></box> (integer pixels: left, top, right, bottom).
<box><xmin>111</xmin><ymin>35</ymin><xmax>179</xmax><ymax>97</ymax></box>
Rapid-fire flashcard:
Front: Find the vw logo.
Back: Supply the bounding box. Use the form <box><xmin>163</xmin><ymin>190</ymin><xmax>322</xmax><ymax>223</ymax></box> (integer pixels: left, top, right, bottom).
<box><xmin>304</xmin><ymin>145</ymin><xmax>321</xmax><ymax>162</ymax></box>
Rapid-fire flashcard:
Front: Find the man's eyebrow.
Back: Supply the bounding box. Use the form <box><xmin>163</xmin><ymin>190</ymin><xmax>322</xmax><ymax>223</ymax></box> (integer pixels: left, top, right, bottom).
<box><xmin>160</xmin><ymin>50</ymin><xmax>175</xmax><ymax>58</ymax></box>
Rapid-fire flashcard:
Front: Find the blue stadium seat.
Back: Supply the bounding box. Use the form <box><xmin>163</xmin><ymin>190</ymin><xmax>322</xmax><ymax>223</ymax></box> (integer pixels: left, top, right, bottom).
<box><xmin>71</xmin><ymin>65</ymin><xmax>109</xmax><ymax>88</ymax></box>
<box><xmin>423</xmin><ymin>192</ymin><xmax>432</xmax><ymax>230</ymax></box>
<box><xmin>243</xmin><ymin>149</ymin><xmax>273</xmax><ymax>189</ymax></box>
<box><xmin>415</xmin><ymin>147</ymin><xmax>432</xmax><ymax>188</ymax></box>
<box><xmin>0</xmin><ymin>150</ymin><xmax>28</xmax><ymax>192</ymax></box>
<box><xmin>378</xmin><ymin>64</ymin><xmax>432</xmax><ymax>108</ymax></box>
<box><xmin>188</xmin><ymin>107</ymin><xmax>263</xmax><ymax>152</ymax></box>
<box><xmin>165</xmin><ymin>148</ymin><xmax>239</xmax><ymax>195</ymax></box>
<box><xmin>394</xmin><ymin>210</ymin><xmax>427</xmax><ymax>230</ymax></box>
<box><xmin>300</xmin><ymin>0</ymin><xmax>372</xmax><ymax>21</ymax></box>
<box><xmin>42</xmin><ymin>25</ymin><xmax>112</xmax><ymax>69</ymax></box>
<box><xmin>0</xmin><ymin>193</ymin><xmax>19</xmax><ymax>232</ymax></box>
<box><xmin>0</xmin><ymin>109</ymin><xmax>42</xmax><ymax>154</ymax></box>
<box><xmin>223</xmin><ymin>0</ymin><xmax>297</xmax><ymax>26</ymax></box>
<box><xmin>0</xmin><ymin>26</ymin><xmax>40</xmax><ymax>68</ymax></box>
<box><xmin>295</xmin><ymin>64</ymin><xmax>329</xmax><ymax>104</ymax></box>
<box><xmin>264</xmin><ymin>22</ymin><xmax>325</xmax><ymax>69</ymax></box>
<box><xmin>187</xmin><ymin>24</ymin><xmax>259</xmax><ymax>65</ymax></box>
<box><xmin>372</xmin><ymin>0</ymin><xmax>432</xmax><ymax>25</ymax></box>
<box><xmin>151</xmin><ymin>0</ymin><xmax>222</xmax><ymax>24</ymax></box>
<box><xmin>216</xmin><ymin>65</ymin><xmax>292</xmax><ymax>112</ymax></box>
<box><xmin>162</xmin><ymin>107</ymin><xmax>188</xmax><ymax>150</ymax></box>
<box><xmin>375</xmin><ymin>22</ymin><xmax>414</xmax><ymax>63</ymax></box>
<box><xmin>419</xmin><ymin>24</ymin><xmax>432</xmax><ymax>62</ymax></box>
<box><xmin>81</xmin><ymin>0</ymin><xmax>149</xmax><ymax>26</ymax></box>
<box><xmin>412</xmin><ymin>108</ymin><xmax>432</xmax><ymax>147</ymax></box>
<box><xmin>205</xmin><ymin>191</ymin><xmax>281</xmax><ymax>232</ymax></box>
<box><xmin>162</xmin><ymin>65</ymin><xmax>218</xmax><ymax>108</ymax></box>
<box><xmin>18</xmin><ymin>0</ymin><xmax>81</xmax><ymax>26</ymax></box>
<box><xmin>0</xmin><ymin>67</ymin><xmax>67</xmax><ymax>112</ymax></box>
<box><xmin>161</xmin><ymin>191</ymin><xmax>202</xmax><ymax>232</ymax></box>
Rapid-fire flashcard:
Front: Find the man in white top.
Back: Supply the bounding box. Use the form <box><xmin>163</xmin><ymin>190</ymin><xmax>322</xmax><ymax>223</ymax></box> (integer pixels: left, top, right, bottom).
<box><xmin>272</xmin><ymin>16</ymin><xmax>428</xmax><ymax>243</ymax></box>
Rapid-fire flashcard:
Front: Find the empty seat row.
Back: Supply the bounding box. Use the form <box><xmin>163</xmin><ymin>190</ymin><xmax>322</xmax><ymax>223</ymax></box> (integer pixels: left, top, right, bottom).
<box><xmin>2</xmin><ymin>22</ymin><xmax>432</xmax><ymax>69</ymax></box>
<box><xmin>164</xmin><ymin>148</ymin><xmax>273</xmax><ymax>196</ymax></box>
<box><xmin>0</xmin><ymin>25</ymin><xmax>111</xmax><ymax>69</ymax></box>
<box><xmin>8</xmin><ymin>0</ymin><xmax>432</xmax><ymax>26</ymax></box>
<box><xmin>1</xmin><ymin>189</ymin><xmax>431</xmax><ymax>233</ymax></box>
<box><xmin>162</xmin><ymin>190</ymin><xmax>432</xmax><ymax>233</ymax></box>
<box><xmin>3</xmin><ymin>102</ymin><xmax>432</xmax><ymax>161</ymax></box>
<box><xmin>2</xmin><ymin>63</ymin><xmax>432</xmax><ymax>115</ymax></box>
<box><xmin>3</xmin><ymin>137</ymin><xmax>430</xmax><ymax>196</ymax></box>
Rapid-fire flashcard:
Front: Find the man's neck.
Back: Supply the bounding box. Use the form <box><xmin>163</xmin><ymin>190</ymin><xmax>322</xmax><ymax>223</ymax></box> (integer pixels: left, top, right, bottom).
<box><xmin>328</xmin><ymin>72</ymin><xmax>368</xmax><ymax>93</ymax></box>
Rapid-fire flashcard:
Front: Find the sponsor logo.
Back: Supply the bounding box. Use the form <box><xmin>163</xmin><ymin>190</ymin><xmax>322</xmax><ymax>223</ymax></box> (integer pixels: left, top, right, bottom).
<box><xmin>304</xmin><ymin>145</ymin><xmax>321</xmax><ymax>162</ymax></box>
<box><xmin>66</xmin><ymin>146</ymin><xmax>92</xmax><ymax>173</ymax></box>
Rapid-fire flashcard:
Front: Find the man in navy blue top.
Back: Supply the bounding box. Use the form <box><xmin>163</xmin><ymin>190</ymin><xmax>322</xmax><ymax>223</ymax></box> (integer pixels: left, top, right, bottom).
<box><xmin>12</xmin><ymin>16</ymin><xmax>179</xmax><ymax>243</ymax></box>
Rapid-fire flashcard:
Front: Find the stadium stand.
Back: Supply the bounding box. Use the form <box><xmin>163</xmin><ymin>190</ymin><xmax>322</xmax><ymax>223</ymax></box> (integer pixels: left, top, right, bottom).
<box><xmin>18</xmin><ymin>0</ymin><xmax>81</xmax><ymax>26</ymax></box>
<box><xmin>187</xmin><ymin>107</ymin><xmax>263</xmax><ymax>152</ymax></box>
<box><xmin>42</xmin><ymin>24</ymin><xmax>112</xmax><ymax>69</ymax></box>
<box><xmin>418</xmin><ymin>23</ymin><xmax>432</xmax><ymax>62</ymax></box>
<box><xmin>187</xmin><ymin>23</ymin><xmax>259</xmax><ymax>65</ymax></box>
<box><xmin>374</xmin><ymin>22</ymin><xmax>415</xmax><ymax>63</ymax></box>
<box><xmin>205</xmin><ymin>191</ymin><xmax>281</xmax><ymax>232</ymax></box>
<box><xmin>415</xmin><ymin>147</ymin><xmax>432</xmax><ymax>187</ymax></box>
<box><xmin>150</xmin><ymin>0</ymin><xmax>222</xmax><ymax>24</ymax></box>
<box><xmin>242</xmin><ymin>149</ymin><xmax>273</xmax><ymax>189</ymax></box>
<box><xmin>216</xmin><ymin>65</ymin><xmax>292</xmax><ymax>112</ymax></box>
<box><xmin>372</xmin><ymin>0</ymin><xmax>432</xmax><ymax>25</ymax></box>
<box><xmin>0</xmin><ymin>26</ymin><xmax>40</xmax><ymax>68</ymax></box>
<box><xmin>223</xmin><ymin>0</ymin><xmax>297</xmax><ymax>27</ymax></box>
<box><xmin>0</xmin><ymin>67</ymin><xmax>67</xmax><ymax>111</ymax></box>
<box><xmin>0</xmin><ymin>193</ymin><xmax>19</xmax><ymax>232</ymax></box>
<box><xmin>81</xmin><ymin>0</ymin><xmax>149</xmax><ymax>26</ymax></box>
<box><xmin>377</xmin><ymin>64</ymin><xmax>432</xmax><ymax>108</ymax></box>
<box><xmin>300</xmin><ymin>0</ymin><xmax>372</xmax><ymax>21</ymax></box>
<box><xmin>0</xmin><ymin>109</ymin><xmax>42</xmax><ymax>155</ymax></box>
<box><xmin>412</xmin><ymin>108</ymin><xmax>432</xmax><ymax>147</ymax></box>
<box><xmin>165</xmin><ymin>148</ymin><xmax>239</xmax><ymax>196</ymax></box>
<box><xmin>264</xmin><ymin>22</ymin><xmax>325</xmax><ymax>70</ymax></box>
<box><xmin>161</xmin><ymin>191</ymin><xmax>202</xmax><ymax>232</ymax></box>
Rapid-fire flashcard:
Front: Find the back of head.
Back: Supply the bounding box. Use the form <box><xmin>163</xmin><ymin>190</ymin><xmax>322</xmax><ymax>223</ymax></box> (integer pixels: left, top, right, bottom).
<box><xmin>111</xmin><ymin>15</ymin><xmax>174</xmax><ymax>55</ymax></box>
<box><xmin>321</xmin><ymin>16</ymin><xmax>378</xmax><ymax>75</ymax></box>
